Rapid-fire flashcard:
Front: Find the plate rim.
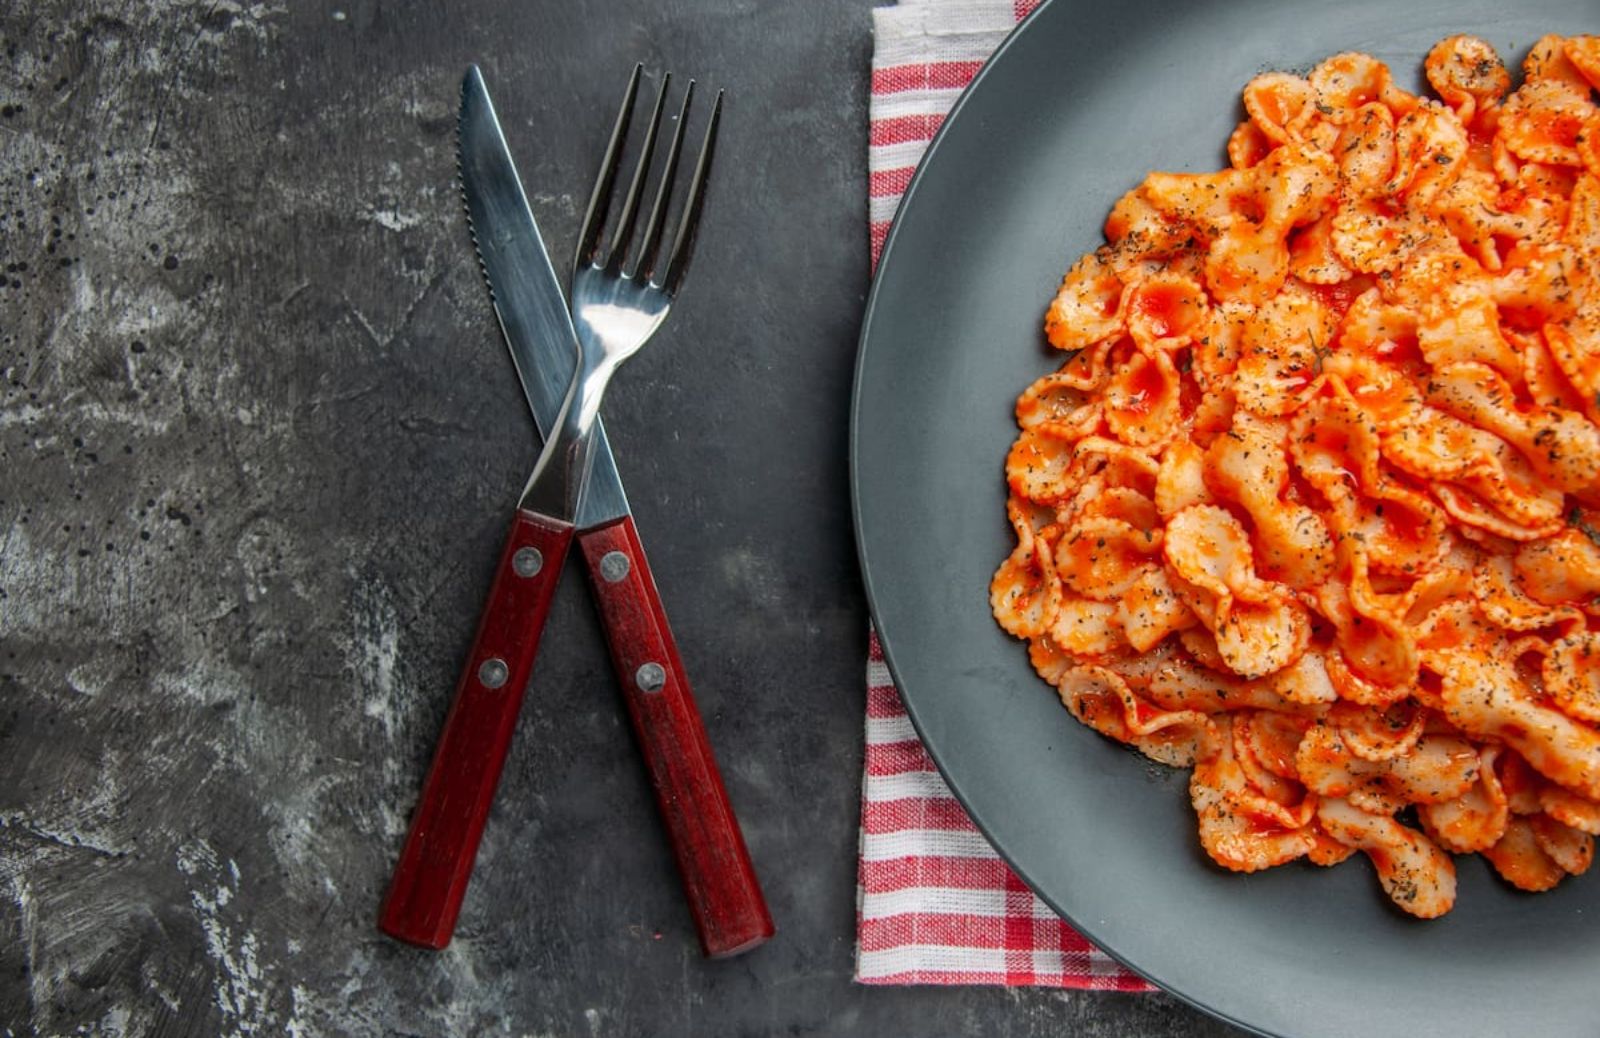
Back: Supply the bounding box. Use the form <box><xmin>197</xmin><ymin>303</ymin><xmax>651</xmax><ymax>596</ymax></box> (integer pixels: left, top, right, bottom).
<box><xmin>846</xmin><ymin>0</ymin><xmax>1216</xmax><ymax>1011</ymax></box>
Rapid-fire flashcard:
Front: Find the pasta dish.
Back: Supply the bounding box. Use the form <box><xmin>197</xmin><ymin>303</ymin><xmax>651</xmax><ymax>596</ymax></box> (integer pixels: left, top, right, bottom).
<box><xmin>991</xmin><ymin>34</ymin><xmax>1600</xmax><ymax>917</ymax></box>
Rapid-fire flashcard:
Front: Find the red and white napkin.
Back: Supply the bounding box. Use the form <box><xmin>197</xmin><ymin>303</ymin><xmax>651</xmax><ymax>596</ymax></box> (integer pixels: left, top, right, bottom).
<box><xmin>855</xmin><ymin>0</ymin><xmax>1153</xmax><ymax>990</ymax></box>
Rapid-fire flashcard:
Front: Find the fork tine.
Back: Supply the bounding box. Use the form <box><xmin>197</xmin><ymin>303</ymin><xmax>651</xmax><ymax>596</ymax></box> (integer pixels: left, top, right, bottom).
<box><xmin>575</xmin><ymin>63</ymin><xmax>642</xmax><ymax>272</ymax></box>
<box><xmin>604</xmin><ymin>72</ymin><xmax>671</xmax><ymax>273</ymax></box>
<box><xmin>632</xmin><ymin>79</ymin><xmax>695</xmax><ymax>283</ymax></box>
<box><xmin>658</xmin><ymin>89</ymin><xmax>722</xmax><ymax>294</ymax></box>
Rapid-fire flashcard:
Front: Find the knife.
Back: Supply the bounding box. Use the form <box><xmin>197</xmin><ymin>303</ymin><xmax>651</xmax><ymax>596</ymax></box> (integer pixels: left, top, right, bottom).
<box><xmin>380</xmin><ymin>66</ymin><xmax>772</xmax><ymax>957</ymax></box>
<box><xmin>375</xmin><ymin>144</ymin><xmax>592</xmax><ymax>947</ymax></box>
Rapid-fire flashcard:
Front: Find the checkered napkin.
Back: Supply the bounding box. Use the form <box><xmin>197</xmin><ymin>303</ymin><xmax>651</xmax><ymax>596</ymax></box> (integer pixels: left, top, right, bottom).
<box><xmin>854</xmin><ymin>0</ymin><xmax>1153</xmax><ymax>990</ymax></box>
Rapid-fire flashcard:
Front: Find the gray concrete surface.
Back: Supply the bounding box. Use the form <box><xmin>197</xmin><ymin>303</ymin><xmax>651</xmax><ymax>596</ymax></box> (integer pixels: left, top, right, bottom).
<box><xmin>0</xmin><ymin>2</ymin><xmax>1246</xmax><ymax>1035</ymax></box>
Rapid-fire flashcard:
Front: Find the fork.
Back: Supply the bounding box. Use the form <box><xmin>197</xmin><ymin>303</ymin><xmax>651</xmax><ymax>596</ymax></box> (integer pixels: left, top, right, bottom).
<box><xmin>521</xmin><ymin>71</ymin><xmax>717</xmax><ymax>523</ymax></box>
<box><xmin>568</xmin><ymin>69</ymin><xmax>774</xmax><ymax>958</ymax></box>
<box><xmin>528</xmin><ymin>69</ymin><xmax>720</xmax><ymax>523</ymax></box>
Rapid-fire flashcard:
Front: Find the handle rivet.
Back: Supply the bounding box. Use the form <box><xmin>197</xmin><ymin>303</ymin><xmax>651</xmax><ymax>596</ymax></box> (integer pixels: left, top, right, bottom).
<box><xmin>600</xmin><ymin>551</ymin><xmax>630</xmax><ymax>583</ymax></box>
<box><xmin>635</xmin><ymin>661</ymin><xmax>666</xmax><ymax>693</ymax></box>
<box><xmin>478</xmin><ymin>657</ymin><xmax>509</xmax><ymax>689</ymax></box>
<box><xmin>513</xmin><ymin>547</ymin><xmax>544</xmax><ymax>578</ymax></box>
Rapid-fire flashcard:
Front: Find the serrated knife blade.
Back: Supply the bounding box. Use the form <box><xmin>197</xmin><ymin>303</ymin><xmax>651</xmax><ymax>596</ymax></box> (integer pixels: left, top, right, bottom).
<box><xmin>457</xmin><ymin>64</ymin><xmax>630</xmax><ymax>530</ymax></box>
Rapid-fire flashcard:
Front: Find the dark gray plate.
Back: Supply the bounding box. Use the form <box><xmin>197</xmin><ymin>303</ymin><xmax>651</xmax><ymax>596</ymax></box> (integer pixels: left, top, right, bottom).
<box><xmin>851</xmin><ymin>1</ymin><xmax>1596</xmax><ymax>1035</ymax></box>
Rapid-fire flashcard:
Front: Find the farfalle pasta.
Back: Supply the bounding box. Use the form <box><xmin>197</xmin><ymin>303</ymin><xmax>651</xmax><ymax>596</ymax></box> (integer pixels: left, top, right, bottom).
<box><xmin>991</xmin><ymin>35</ymin><xmax>1600</xmax><ymax>918</ymax></box>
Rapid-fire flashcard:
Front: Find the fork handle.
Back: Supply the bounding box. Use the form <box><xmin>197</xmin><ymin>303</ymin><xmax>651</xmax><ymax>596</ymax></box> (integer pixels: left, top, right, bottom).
<box><xmin>578</xmin><ymin>515</ymin><xmax>775</xmax><ymax>958</ymax></box>
<box><xmin>379</xmin><ymin>509</ymin><xmax>574</xmax><ymax>949</ymax></box>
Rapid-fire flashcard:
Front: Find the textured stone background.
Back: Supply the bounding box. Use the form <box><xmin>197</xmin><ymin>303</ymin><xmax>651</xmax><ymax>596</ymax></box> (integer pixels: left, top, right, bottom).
<box><xmin>0</xmin><ymin>2</ymin><xmax>1244</xmax><ymax>1035</ymax></box>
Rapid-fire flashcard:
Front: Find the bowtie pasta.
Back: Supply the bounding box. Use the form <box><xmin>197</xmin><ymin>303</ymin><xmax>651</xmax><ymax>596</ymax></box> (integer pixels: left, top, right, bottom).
<box><xmin>992</xmin><ymin>34</ymin><xmax>1600</xmax><ymax>918</ymax></box>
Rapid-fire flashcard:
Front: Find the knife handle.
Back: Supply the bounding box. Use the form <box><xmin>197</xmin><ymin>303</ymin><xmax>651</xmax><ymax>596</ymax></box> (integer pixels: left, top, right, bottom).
<box><xmin>379</xmin><ymin>509</ymin><xmax>574</xmax><ymax>949</ymax></box>
<box><xmin>578</xmin><ymin>515</ymin><xmax>775</xmax><ymax>958</ymax></box>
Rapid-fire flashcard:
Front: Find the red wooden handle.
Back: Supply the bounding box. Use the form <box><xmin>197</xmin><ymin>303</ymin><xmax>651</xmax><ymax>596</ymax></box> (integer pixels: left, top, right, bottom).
<box><xmin>578</xmin><ymin>515</ymin><xmax>774</xmax><ymax>958</ymax></box>
<box><xmin>379</xmin><ymin>509</ymin><xmax>574</xmax><ymax>949</ymax></box>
